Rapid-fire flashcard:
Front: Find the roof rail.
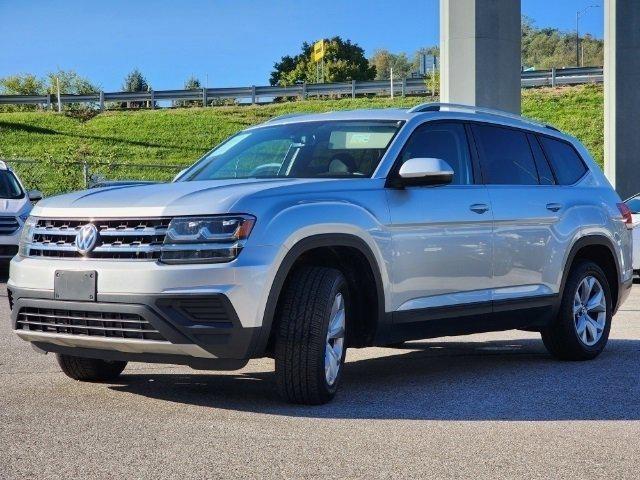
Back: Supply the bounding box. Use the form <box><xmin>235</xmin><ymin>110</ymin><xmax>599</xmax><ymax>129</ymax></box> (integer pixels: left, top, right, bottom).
<box><xmin>408</xmin><ymin>102</ymin><xmax>558</xmax><ymax>132</ymax></box>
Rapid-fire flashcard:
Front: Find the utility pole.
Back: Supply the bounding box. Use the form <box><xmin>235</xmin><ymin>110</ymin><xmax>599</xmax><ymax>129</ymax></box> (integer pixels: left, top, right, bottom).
<box><xmin>56</xmin><ymin>76</ymin><xmax>62</xmax><ymax>113</ymax></box>
<box><xmin>576</xmin><ymin>5</ymin><xmax>600</xmax><ymax>67</ymax></box>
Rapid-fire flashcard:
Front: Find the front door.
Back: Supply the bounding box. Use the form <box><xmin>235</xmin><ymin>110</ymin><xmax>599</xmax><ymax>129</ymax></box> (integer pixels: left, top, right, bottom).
<box><xmin>385</xmin><ymin>121</ymin><xmax>493</xmax><ymax>320</ymax></box>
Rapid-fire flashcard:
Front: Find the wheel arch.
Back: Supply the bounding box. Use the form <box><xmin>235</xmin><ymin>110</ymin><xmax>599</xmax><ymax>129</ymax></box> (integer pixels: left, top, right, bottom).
<box><xmin>253</xmin><ymin>233</ymin><xmax>387</xmax><ymax>356</ymax></box>
<box><xmin>560</xmin><ymin>235</ymin><xmax>622</xmax><ymax>313</ymax></box>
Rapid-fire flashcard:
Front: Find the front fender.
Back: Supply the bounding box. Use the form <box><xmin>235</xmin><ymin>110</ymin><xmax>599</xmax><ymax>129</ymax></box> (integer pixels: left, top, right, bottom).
<box><xmin>247</xmin><ymin>200</ymin><xmax>392</xmax><ymax>357</ymax></box>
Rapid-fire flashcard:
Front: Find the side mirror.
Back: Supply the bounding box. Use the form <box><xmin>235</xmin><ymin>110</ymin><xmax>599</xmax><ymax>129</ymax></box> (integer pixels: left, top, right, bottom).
<box><xmin>397</xmin><ymin>158</ymin><xmax>454</xmax><ymax>186</ymax></box>
<box><xmin>173</xmin><ymin>168</ymin><xmax>187</xmax><ymax>182</ymax></box>
<box><xmin>27</xmin><ymin>190</ymin><xmax>43</xmax><ymax>202</ymax></box>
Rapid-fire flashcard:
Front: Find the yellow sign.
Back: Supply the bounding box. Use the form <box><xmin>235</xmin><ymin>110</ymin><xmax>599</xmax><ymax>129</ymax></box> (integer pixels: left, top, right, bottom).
<box><xmin>312</xmin><ymin>40</ymin><xmax>325</xmax><ymax>62</ymax></box>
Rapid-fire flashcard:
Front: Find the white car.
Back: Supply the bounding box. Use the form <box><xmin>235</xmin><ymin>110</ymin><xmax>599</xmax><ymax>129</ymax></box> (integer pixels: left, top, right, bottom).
<box><xmin>0</xmin><ymin>161</ymin><xmax>42</xmax><ymax>260</ymax></box>
<box><xmin>624</xmin><ymin>194</ymin><xmax>640</xmax><ymax>276</ymax></box>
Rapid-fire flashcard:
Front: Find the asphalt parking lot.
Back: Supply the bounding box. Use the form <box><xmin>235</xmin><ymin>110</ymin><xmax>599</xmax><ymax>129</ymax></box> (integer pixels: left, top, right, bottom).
<box><xmin>1</xmin><ymin>268</ymin><xmax>639</xmax><ymax>480</ymax></box>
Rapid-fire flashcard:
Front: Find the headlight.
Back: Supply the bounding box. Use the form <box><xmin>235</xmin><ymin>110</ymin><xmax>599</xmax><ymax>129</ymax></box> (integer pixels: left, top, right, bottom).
<box><xmin>160</xmin><ymin>215</ymin><xmax>255</xmax><ymax>264</ymax></box>
<box><xmin>18</xmin><ymin>216</ymin><xmax>37</xmax><ymax>256</ymax></box>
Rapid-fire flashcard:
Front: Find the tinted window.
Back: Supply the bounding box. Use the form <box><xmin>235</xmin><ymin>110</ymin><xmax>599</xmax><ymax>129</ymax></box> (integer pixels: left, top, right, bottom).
<box><xmin>626</xmin><ymin>195</ymin><xmax>640</xmax><ymax>214</ymax></box>
<box><xmin>528</xmin><ymin>134</ymin><xmax>555</xmax><ymax>185</ymax></box>
<box><xmin>399</xmin><ymin>122</ymin><xmax>473</xmax><ymax>185</ymax></box>
<box><xmin>0</xmin><ymin>171</ymin><xmax>24</xmax><ymax>199</ymax></box>
<box><xmin>472</xmin><ymin>124</ymin><xmax>539</xmax><ymax>185</ymax></box>
<box><xmin>538</xmin><ymin>136</ymin><xmax>588</xmax><ymax>185</ymax></box>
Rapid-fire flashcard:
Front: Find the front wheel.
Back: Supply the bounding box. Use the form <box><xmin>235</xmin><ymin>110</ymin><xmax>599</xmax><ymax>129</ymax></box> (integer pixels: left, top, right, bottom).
<box><xmin>56</xmin><ymin>354</ymin><xmax>127</xmax><ymax>382</ymax></box>
<box><xmin>274</xmin><ymin>266</ymin><xmax>348</xmax><ymax>405</ymax></box>
<box><xmin>541</xmin><ymin>260</ymin><xmax>612</xmax><ymax>360</ymax></box>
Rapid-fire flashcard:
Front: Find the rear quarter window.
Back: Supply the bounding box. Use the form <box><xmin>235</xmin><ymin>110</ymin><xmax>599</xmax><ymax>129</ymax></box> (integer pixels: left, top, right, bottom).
<box><xmin>538</xmin><ymin>136</ymin><xmax>588</xmax><ymax>185</ymax></box>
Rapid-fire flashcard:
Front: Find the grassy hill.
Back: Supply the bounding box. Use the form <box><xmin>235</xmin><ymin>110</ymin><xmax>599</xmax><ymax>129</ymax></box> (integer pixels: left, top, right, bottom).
<box><xmin>0</xmin><ymin>85</ymin><xmax>604</xmax><ymax>193</ymax></box>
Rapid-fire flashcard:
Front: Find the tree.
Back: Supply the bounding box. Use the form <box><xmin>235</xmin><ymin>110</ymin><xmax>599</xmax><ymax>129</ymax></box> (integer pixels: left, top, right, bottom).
<box><xmin>176</xmin><ymin>76</ymin><xmax>202</xmax><ymax>107</ymax></box>
<box><xmin>0</xmin><ymin>74</ymin><xmax>45</xmax><ymax>95</ymax></box>
<box><xmin>0</xmin><ymin>74</ymin><xmax>46</xmax><ymax>111</ymax></box>
<box><xmin>122</xmin><ymin>68</ymin><xmax>150</xmax><ymax>92</ymax></box>
<box><xmin>121</xmin><ymin>68</ymin><xmax>150</xmax><ymax>108</ymax></box>
<box><xmin>184</xmin><ymin>76</ymin><xmax>201</xmax><ymax>90</ymax></box>
<box><xmin>370</xmin><ymin>49</ymin><xmax>413</xmax><ymax>80</ymax></box>
<box><xmin>521</xmin><ymin>16</ymin><xmax>604</xmax><ymax>69</ymax></box>
<box><xmin>46</xmin><ymin>69</ymin><xmax>98</xmax><ymax>95</ymax></box>
<box><xmin>44</xmin><ymin>69</ymin><xmax>100</xmax><ymax>112</ymax></box>
<box><xmin>270</xmin><ymin>36</ymin><xmax>376</xmax><ymax>86</ymax></box>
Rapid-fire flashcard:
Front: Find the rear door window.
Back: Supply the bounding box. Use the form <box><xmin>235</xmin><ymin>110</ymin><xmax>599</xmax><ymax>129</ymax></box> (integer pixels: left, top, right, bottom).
<box><xmin>471</xmin><ymin>124</ymin><xmax>539</xmax><ymax>185</ymax></box>
<box><xmin>538</xmin><ymin>136</ymin><xmax>588</xmax><ymax>185</ymax></box>
<box><xmin>528</xmin><ymin>134</ymin><xmax>555</xmax><ymax>185</ymax></box>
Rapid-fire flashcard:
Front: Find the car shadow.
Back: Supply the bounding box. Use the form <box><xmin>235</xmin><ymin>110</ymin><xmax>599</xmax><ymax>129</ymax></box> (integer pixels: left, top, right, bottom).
<box><xmin>109</xmin><ymin>337</ymin><xmax>640</xmax><ymax>421</ymax></box>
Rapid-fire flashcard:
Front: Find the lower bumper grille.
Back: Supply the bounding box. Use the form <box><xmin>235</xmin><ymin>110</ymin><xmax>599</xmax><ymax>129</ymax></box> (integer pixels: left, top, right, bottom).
<box><xmin>0</xmin><ymin>216</ymin><xmax>19</xmax><ymax>235</ymax></box>
<box><xmin>0</xmin><ymin>245</ymin><xmax>18</xmax><ymax>257</ymax></box>
<box><xmin>16</xmin><ymin>307</ymin><xmax>166</xmax><ymax>341</ymax></box>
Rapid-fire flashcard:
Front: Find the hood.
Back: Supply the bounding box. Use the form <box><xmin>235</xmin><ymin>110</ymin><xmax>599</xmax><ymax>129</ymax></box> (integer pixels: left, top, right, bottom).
<box><xmin>0</xmin><ymin>196</ymin><xmax>30</xmax><ymax>216</ymax></box>
<box><xmin>32</xmin><ymin>178</ymin><xmax>322</xmax><ymax>218</ymax></box>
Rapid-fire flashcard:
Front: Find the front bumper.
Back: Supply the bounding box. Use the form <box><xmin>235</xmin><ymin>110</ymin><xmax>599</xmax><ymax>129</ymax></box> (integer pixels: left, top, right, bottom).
<box><xmin>9</xmin><ymin>287</ymin><xmax>260</xmax><ymax>369</ymax></box>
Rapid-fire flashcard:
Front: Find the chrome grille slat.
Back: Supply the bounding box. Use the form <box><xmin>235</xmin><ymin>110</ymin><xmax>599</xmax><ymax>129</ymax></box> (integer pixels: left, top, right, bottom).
<box><xmin>32</xmin><ymin>227</ymin><xmax>167</xmax><ymax>237</ymax></box>
<box><xmin>15</xmin><ymin>307</ymin><xmax>167</xmax><ymax>341</ymax></box>
<box><xmin>17</xmin><ymin>320</ymin><xmax>159</xmax><ymax>334</ymax></box>
<box><xmin>26</xmin><ymin>217</ymin><xmax>170</xmax><ymax>260</ymax></box>
<box><xmin>19</xmin><ymin>311</ymin><xmax>150</xmax><ymax>324</ymax></box>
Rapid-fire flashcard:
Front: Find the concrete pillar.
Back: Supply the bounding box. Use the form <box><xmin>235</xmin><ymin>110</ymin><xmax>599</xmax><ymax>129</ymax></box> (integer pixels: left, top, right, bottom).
<box><xmin>604</xmin><ymin>0</ymin><xmax>640</xmax><ymax>199</ymax></box>
<box><xmin>440</xmin><ymin>0</ymin><xmax>521</xmax><ymax>113</ymax></box>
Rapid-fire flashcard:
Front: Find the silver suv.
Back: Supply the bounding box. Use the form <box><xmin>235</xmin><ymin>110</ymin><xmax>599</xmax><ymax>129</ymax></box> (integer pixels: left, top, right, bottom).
<box><xmin>9</xmin><ymin>103</ymin><xmax>633</xmax><ymax>404</ymax></box>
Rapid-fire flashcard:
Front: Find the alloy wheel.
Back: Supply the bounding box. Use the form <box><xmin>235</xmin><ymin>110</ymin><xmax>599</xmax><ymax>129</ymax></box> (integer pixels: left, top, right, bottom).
<box><xmin>573</xmin><ymin>275</ymin><xmax>607</xmax><ymax>346</ymax></box>
<box><xmin>325</xmin><ymin>292</ymin><xmax>345</xmax><ymax>386</ymax></box>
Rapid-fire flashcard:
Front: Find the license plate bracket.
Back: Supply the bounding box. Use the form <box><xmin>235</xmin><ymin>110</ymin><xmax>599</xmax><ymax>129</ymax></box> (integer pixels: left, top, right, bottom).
<box><xmin>54</xmin><ymin>270</ymin><xmax>97</xmax><ymax>302</ymax></box>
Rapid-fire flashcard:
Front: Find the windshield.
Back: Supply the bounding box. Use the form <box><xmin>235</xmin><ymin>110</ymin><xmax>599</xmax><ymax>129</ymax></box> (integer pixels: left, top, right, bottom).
<box><xmin>183</xmin><ymin>120</ymin><xmax>402</xmax><ymax>181</ymax></box>
<box><xmin>626</xmin><ymin>196</ymin><xmax>640</xmax><ymax>214</ymax></box>
<box><xmin>0</xmin><ymin>171</ymin><xmax>24</xmax><ymax>199</ymax></box>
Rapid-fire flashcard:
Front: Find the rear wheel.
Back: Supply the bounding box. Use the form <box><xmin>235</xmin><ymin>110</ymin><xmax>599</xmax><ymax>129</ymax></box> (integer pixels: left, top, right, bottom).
<box><xmin>274</xmin><ymin>266</ymin><xmax>348</xmax><ymax>405</ymax></box>
<box><xmin>541</xmin><ymin>260</ymin><xmax>612</xmax><ymax>360</ymax></box>
<box><xmin>56</xmin><ymin>354</ymin><xmax>127</xmax><ymax>382</ymax></box>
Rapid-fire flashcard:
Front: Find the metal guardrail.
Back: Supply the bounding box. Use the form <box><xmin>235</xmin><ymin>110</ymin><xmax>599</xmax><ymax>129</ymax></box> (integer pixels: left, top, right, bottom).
<box><xmin>0</xmin><ymin>67</ymin><xmax>603</xmax><ymax>109</ymax></box>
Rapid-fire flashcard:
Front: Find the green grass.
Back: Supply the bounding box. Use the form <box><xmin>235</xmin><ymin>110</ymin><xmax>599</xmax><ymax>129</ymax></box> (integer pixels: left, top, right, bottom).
<box><xmin>0</xmin><ymin>85</ymin><xmax>604</xmax><ymax>193</ymax></box>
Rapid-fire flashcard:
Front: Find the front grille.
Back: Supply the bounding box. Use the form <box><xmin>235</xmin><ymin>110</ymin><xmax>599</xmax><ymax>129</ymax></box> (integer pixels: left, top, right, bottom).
<box><xmin>16</xmin><ymin>307</ymin><xmax>166</xmax><ymax>341</ymax></box>
<box><xmin>0</xmin><ymin>216</ymin><xmax>19</xmax><ymax>235</ymax></box>
<box><xmin>26</xmin><ymin>218</ymin><xmax>170</xmax><ymax>260</ymax></box>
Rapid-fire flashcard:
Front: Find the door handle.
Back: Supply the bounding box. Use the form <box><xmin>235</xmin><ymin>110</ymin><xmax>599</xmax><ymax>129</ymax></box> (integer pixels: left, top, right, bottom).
<box><xmin>470</xmin><ymin>203</ymin><xmax>490</xmax><ymax>214</ymax></box>
<box><xmin>546</xmin><ymin>203</ymin><xmax>563</xmax><ymax>212</ymax></box>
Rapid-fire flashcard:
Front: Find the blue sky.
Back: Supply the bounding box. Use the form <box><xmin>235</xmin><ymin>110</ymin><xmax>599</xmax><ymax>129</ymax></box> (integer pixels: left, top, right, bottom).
<box><xmin>1</xmin><ymin>0</ymin><xmax>604</xmax><ymax>91</ymax></box>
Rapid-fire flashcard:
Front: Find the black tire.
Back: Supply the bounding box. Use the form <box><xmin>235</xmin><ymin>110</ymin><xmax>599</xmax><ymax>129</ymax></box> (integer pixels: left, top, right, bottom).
<box><xmin>56</xmin><ymin>354</ymin><xmax>127</xmax><ymax>382</ymax></box>
<box><xmin>541</xmin><ymin>260</ymin><xmax>613</xmax><ymax>361</ymax></box>
<box><xmin>274</xmin><ymin>266</ymin><xmax>349</xmax><ymax>405</ymax></box>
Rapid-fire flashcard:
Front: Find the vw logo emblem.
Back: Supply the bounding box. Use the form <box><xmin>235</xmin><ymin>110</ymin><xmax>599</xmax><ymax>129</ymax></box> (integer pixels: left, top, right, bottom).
<box><xmin>75</xmin><ymin>224</ymin><xmax>99</xmax><ymax>255</ymax></box>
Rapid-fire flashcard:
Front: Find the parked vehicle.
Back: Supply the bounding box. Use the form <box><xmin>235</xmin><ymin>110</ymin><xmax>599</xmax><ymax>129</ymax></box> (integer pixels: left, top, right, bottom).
<box><xmin>624</xmin><ymin>193</ymin><xmax>640</xmax><ymax>277</ymax></box>
<box><xmin>8</xmin><ymin>104</ymin><xmax>633</xmax><ymax>404</ymax></box>
<box><xmin>0</xmin><ymin>161</ymin><xmax>42</xmax><ymax>260</ymax></box>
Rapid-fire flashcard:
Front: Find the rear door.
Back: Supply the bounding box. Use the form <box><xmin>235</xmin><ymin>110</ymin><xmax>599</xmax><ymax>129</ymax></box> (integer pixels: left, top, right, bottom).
<box><xmin>469</xmin><ymin>123</ymin><xmax>562</xmax><ymax>307</ymax></box>
<box><xmin>385</xmin><ymin>121</ymin><xmax>493</xmax><ymax>316</ymax></box>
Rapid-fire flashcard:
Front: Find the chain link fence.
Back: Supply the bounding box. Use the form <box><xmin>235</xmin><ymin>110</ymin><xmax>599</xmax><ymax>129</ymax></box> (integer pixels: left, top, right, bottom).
<box><xmin>4</xmin><ymin>159</ymin><xmax>188</xmax><ymax>196</ymax></box>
